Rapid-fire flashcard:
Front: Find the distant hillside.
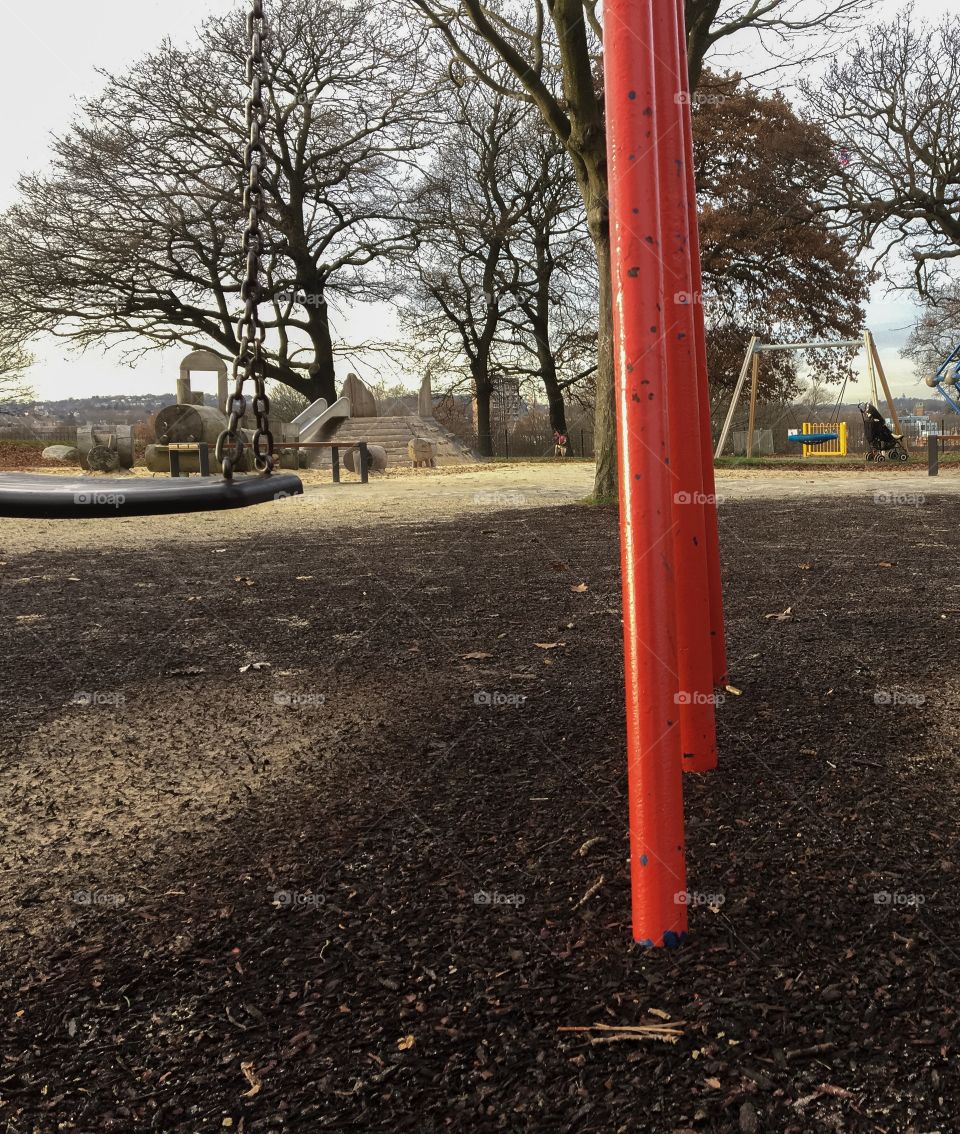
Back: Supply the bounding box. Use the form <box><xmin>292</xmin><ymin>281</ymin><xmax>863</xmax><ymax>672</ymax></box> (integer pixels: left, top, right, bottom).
<box><xmin>0</xmin><ymin>392</ymin><xmax>218</xmax><ymax>431</ymax></box>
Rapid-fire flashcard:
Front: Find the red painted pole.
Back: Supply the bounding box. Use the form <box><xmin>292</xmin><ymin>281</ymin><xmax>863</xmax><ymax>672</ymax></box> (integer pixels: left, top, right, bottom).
<box><xmin>605</xmin><ymin>0</ymin><xmax>687</xmax><ymax>946</ymax></box>
<box><xmin>650</xmin><ymin>0</ymin><xmax>717</xmax><ymax>774</ymax></box>
<box><xmin>673</xmin><ymin>0</ymin><xmax>729</xmax><ymax>688</ymax></box>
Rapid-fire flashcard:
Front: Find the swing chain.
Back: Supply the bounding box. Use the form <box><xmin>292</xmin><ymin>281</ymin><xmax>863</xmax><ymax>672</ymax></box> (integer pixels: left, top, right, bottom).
<box><xmin>217</xmin><ymin>0</ymin><xmax>274</xmax><ymax>480</ymax></box>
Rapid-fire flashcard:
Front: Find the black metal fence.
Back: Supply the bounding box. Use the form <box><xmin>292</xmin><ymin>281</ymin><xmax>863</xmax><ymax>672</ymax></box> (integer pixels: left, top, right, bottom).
<box><xmin>491</xmin><ymin>428</ymin><xmax>595</xmax><ymax>459</ymax></box>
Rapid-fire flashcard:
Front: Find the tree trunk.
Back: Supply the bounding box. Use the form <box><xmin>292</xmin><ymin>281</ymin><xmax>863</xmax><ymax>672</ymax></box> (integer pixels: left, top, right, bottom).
<box><xmin>473</xmin><ymin>371</ymin><xmax>494</xmax><ymax>457</ymax></box>
<box><xmin>590</xmin><ymin>223</ymin><xmax>617</xmax><ymax>500</ymax></box>
<box><xmin>530</xmin><ymin>241</ymin><xmax>570</xmax><ymax>441</ymax></box>
<box><xmin>304</xmin><ymin>297</ymin><xmax>339</xmax><ymax>404</ymax></box>
<box><xmin>542</xmin><ymin>363</ymin><xmax>568</xmax><ymax>436</ymax></box>
<box><xmin>535</xmin><ymin>318</ymin><xmax>572</xmax><ymax>449</ymax></box>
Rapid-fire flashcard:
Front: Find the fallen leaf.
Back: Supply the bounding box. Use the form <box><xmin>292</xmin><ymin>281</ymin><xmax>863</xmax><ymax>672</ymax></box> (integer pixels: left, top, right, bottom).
<box><xmin>797</xmin><ymin>563</ymin><xmax>812</xmax><ymax>570</ymax></box>
<box><xmin>724</xmin><ymin>685</ymin><xmax>743</xmax><ymax>696</ymax></box>
<box><xmin>647</xmin><ymin>1008</ymin><xmax>671</xmax><ymax>1020</ymax></box>
<box><xmin>571</xmin><ymin>583</ymin><xmax>589</xmax><ymax>593</ymax></box>
<box><xmin>397</xmin><ymin>1035</ymin><xmax>415</xmax><ymax>1051</ymax></box>
<box><xmin>534</xmin><ymin>641</ymin><xmax>565</xmax><ymax>650</ymax></box>
<box><xmin>817</xmin><ymin>1083</ymin><xmax>856</xmax><ymax>1100</ymax></box>
<box><xmin>764</xmin><ymin>607</ymin><xmax>794</xmax><ymax>622</ymax></box>
<box><xmin>240</xmin><ymin>1061</ymin><xmax>262</xmax><ymax>1098</ymax></box>
<box><xmin>239</xmin><ymin>661</ymin><xmax>271</xmax><ymax>673</ymax></box>
<box><xmin>168</xmin><ymin>666</ymin><xmax>206</xmax><ymax>677</ymax></box>
<box><xmin>878</xmin><ymin>561</ymin><xmax>896</xmax><ymax>568</ymax></box>
<box><xmin>704</xmin><ymin>1077</ymin><xmax>722</xmax><ymax>1090</ymax></box>
<box><xmin>462</xmin><ymin>652</ymin><xmax>493</xmax><ymax>660</ymax></box>
<box><xmin>235</xmin><ymin>576</ymin><xmax>256</xmax><ymax>587</ymax></box>
<box><xmin>573</xmin><ymin>875</ymin><xmax>605</xmax><ymax>909</ymax></box>
<box><xmin>296</xmin><ymin>575</ymin><xmax>314</xmax><ymax>581</ymax></box>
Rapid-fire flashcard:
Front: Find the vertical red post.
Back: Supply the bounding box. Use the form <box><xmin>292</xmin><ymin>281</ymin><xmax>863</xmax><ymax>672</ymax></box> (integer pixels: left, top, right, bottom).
<box><xmin>605</xmin><ymin>0</ymin><xmax>688</xmax><ymax>946</ymax></box>
<box><xmin>650</xmin><ymin>0</ymin><xmax>717</xmax><ymax>774</ymax></box>
<box><xmin>673</xmin><ymin>0</ymin><xmax>729</xmax><ymax>688</ymax></box>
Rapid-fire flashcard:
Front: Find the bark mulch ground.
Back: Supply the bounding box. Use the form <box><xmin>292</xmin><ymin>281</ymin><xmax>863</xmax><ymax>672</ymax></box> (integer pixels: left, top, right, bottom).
<box><xmin>2</xmin><ymin>495</ymin><xmax>960</xmax><ymax>1132</ymax></box>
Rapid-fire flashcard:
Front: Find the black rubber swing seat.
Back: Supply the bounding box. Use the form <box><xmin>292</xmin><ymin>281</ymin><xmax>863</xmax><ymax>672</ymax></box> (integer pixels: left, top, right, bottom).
<box><xmin>0</xmin><ymin>472</ymin><xmax>304</xmax><ymax>519</ymax></box>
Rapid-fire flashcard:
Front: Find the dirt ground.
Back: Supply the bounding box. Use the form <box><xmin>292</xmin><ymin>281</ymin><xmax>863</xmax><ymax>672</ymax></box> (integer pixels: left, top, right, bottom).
<box><xmin>2</xmin><ymin>462</ymin><xmax>960</xmax><ymax>1131</ymax></box>
<box><xmin>3</xmin><ymin>458</ymin><xmax>960</xmax><ymax>555</ymax></box>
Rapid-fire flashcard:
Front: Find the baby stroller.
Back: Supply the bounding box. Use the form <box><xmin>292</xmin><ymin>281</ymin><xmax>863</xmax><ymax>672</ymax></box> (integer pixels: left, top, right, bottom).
<box><xmin>859</xmin><ymin>403</ymin><xmax>908</xmax><ymax>462</ymax></box>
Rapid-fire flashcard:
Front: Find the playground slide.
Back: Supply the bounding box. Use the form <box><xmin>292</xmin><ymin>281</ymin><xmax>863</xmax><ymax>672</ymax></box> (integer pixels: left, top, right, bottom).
<box><xmin>292</xmin><ymin>396</ymin><xmax>351</xmax><ymax>441</ymax></box>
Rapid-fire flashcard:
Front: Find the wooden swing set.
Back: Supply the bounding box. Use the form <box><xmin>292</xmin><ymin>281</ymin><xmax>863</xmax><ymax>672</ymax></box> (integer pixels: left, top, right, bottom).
<box><xmin>713</xmin><ymin>330</ymin><xmax>902</xmax><ymax>459</ymax></box>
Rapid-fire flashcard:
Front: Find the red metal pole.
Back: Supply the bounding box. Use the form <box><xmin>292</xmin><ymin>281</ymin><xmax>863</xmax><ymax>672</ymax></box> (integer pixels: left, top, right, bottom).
<box><xmin>650</xmin><ymin>0</ymin><xmax>717</xmax><ymax>774</ymax></box>
<box><xmin>605</xmin><ymin>0</ymin><xmax>687</xmax><ymax>946</ymax></box>
<box><xmin>673</xmin><ymin>0</ymin><xmax>729</xmax><ymax>688</ymax></box>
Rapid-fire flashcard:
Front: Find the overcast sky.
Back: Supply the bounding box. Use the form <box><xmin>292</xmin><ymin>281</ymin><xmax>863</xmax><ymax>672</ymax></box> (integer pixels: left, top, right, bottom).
<box><xmin>0</xmin><ymin>0</ymin><xmax>946</xmax><ymax>403</ymax></box>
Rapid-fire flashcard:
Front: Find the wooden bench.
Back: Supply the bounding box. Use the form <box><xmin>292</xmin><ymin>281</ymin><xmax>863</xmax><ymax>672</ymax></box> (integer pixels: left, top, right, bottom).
<box><xmin>166</xmin><ymin>440</ymin><xmax>372</xmax><ymax>483</ymax></box>
<box><xmin>168</xmin><ymin>442</ymin><xmax>211</xmax><ymax>478</ymax></box>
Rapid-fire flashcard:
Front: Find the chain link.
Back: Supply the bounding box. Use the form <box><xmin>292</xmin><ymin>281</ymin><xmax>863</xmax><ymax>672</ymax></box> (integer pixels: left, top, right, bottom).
<box><xmin>217</xmin><ymin>0</ymin><xmax>274</xmax><ymax>479</ymax></box>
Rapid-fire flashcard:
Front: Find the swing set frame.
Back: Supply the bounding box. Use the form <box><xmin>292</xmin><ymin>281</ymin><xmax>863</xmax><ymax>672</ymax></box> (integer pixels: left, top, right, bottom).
<box><xmin>713</xmin><ymin>330</ymin><xmax>902</xmax><ymax>459</ymax></box>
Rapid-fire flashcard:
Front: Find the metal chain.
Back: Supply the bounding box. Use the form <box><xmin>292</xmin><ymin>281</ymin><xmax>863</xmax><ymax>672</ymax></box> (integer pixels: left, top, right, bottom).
<box><xmin>216</xmin><ymin>0</ymin><xmax>274</xmax><ymax>479</ymax></box>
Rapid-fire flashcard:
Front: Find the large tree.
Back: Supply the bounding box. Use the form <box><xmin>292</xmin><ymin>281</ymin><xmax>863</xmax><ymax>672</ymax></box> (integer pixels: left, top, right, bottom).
<box><xmin>406</xmin><ymin>0</ymin><xmax>874</xmax><ymax>497</ymax></box>
<box><xmin>694</xmin><ymin>74</ymin><xmax>871</xmax><ymax>406</ymax></box>
<box><xmin>804</xmin><ymin>13</ymin><xmax>960</xmax><ymax>298</ymax></box>
<box><xmin>0</xmin><ymin>0</ymin><xmax>428</xmax><ymax>404</ymax></box>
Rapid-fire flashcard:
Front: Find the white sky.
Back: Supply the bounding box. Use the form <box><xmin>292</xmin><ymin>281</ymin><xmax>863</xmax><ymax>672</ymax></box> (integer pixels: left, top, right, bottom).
<box><xmin>0</xmin><ymin>0</ymin><xmax>947</xmax><ymax>404</ymax></box>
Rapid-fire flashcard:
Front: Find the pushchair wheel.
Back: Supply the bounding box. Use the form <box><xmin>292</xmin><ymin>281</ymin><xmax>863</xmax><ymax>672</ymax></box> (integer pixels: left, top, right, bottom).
<box><xmin>897</xmin><ymin>448</ymin><xmax>909</xmax><ymax>462</ymax></box>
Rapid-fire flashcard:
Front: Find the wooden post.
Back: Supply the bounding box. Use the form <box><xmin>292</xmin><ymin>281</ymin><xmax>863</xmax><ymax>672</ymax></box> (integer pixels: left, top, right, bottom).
<box><xmin>715</xmin><ymin>337</ymin><xmax>758</xmax><ymax>458</ymax></box>
<box><xmin>864</xmin><ymin>330</ymin><xmax>880</xmax><ymax>408</ymax></box>
<box><xmin>868</xmin><ymin>332</ymin><xmax>902</xmax><ymax>436</ymax></box>
<box><xmin>746</xmin><ymin>353</ymin><xmax>761</xmax><ymax>457</ymax></box>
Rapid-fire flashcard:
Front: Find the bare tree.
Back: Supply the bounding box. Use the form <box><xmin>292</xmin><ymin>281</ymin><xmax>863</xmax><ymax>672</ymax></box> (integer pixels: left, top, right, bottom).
<box><xmin>0</xmin><ymin>0</ymin><xmax>431</xmax><ymax>404</ymax></box>
<box><xmin>401</xmin><ymin>85</ymin><xmax>529</xmax><ymax>455</ymax></box>
<box><xmin>500</xmin><ymin>122</ymin><xmax>598</xmax><ymax>442</ymax></box>
<box><xmin>266</xmin><ymin>381</ymin><xmax>310</xmax><ymax>423</ymax></box>
<box><xmin>685</xmin><ymin>0</ymin><xmax>871</xmax><ymax>89</ymax></box>
<box><xmin>0</xmin><ymin>338</ymin><xmax>34</xmax><ymax>405</ymax></box>
<box><xmin>902</xmin><ymin>283</ymin><xmax>960</xmax><ymax>379</ymax></box>
<box><xmin>805</xmin><ymin>13</ymin><xmax>960</xmax><ymax>297</ymax></box>
<box><xmin>405</xmin><ymin>0</ymin><xmax>873</xmax><ymax>497</ymax></box>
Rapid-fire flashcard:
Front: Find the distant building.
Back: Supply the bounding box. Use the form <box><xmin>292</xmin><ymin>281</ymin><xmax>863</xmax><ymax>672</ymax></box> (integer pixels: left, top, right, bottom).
<box><xmin>491</xmin><ymin>374</ymin><xmax>525</xmax><ymax>428</ymax></box>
